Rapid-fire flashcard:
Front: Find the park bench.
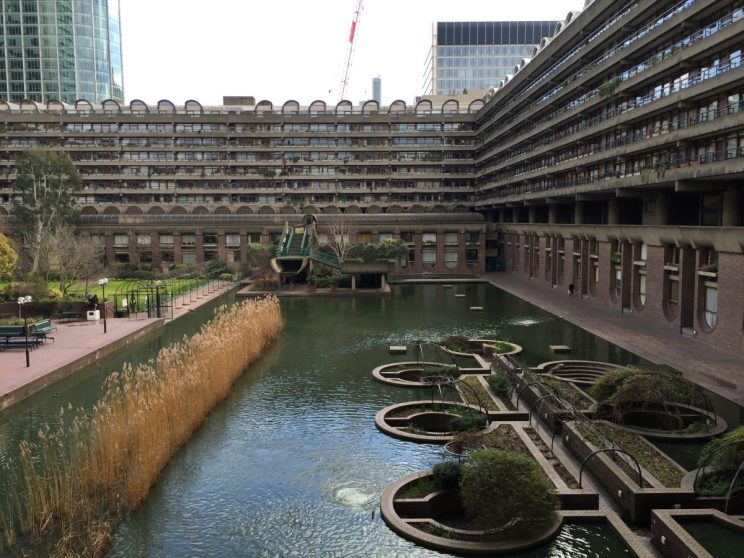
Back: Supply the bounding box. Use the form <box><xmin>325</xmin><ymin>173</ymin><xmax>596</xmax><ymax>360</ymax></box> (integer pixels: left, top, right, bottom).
<box><xmin>58</xmin><ymin>311</ymin><xmax>84</xmax><ymax>322</ymax></box>
<box><xmin>0</xmin><ymin>326</ymin><xmax>43</xmax><ymax>352</ymax></box>
<box><xmin>31</xmin><ymin>319</ymin><xmax>56</xmax><ymax>343</ymax></box>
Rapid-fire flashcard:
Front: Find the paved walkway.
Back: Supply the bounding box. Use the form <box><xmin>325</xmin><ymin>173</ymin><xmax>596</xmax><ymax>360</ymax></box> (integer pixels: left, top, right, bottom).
<box><xmin>0</xmin><ymin>283</ymin><xmax>235</xmax><ymax>411</ymax></box>
<box><xmin>481</xmin><ymin>273</ymin><xmax>744</xmax><ymax>405</ymax></box>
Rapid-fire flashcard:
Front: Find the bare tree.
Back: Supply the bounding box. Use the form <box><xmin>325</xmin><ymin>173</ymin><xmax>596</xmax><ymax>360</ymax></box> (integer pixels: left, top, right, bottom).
<box><xmin>45</xmin><ymin>224</ymin><xmax>104</xmax><ymax>297</ymax></box>
<box><xmin>246</xmin><ymin>244</ymin><xmax>275</xmax><ymax>287</ymax></box>
<box><xmin>325</xmin><ymin>216</ymin><xmax>354</xmax><ymax>262</ymax></box>
<box><xmin>12</xmin><ymin>151</ymin><xmax>81</xmax><ymax>273</ymax></box>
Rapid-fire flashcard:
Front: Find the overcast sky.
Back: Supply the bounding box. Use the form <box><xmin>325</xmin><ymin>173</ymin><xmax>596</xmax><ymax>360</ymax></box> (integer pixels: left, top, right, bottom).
<box><xmin>120</xmin><ymin>0</ymin><xmax>581</xmax><ymax>106</ymax></box>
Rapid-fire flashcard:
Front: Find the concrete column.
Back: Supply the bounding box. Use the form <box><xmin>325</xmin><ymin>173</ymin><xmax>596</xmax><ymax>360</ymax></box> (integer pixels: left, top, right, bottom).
<box><xmin>239</xmin><ymin>232</ymin><xmax>248</xmax><ymax>265</ymax></box>
<box><xmin>722</xmin><ymin>187</ymin><xmax>742</xmax><ymax>226</ymax></box>
<box><xmin>607</xmin><ymin>198</ymin><xmax>620</xmax><ymax>225</ymax></box>
<box><xmin>435</xmin><ymin>232</ymin><xmax>445</xmax><ymax>272</ymax></box>
<box><xmin>528</xmin><ymin>206</ymin><xmax>537</xmax><ymax>224</ymax></box>
<box><xmin>195</xmin><ymin>233</ymin><xmax>204</xmax><ymax>265</ymax></box>
<box><xmin>151</xmin><ymin>233</ymin><xmax>161</xmax><ymax>268</ymax></box>
<box><xmin>457</xmin><ymin>232</ymin><xmax>467</xmax><ymax>273</ymax></box>
<box><xmin>477</xmin><ymin>231</ymin><xmax>486</xmax><ymax>273</ymax></box>
<box><xmin>173</xmin><ymin>233</ymin><xmax>182</xmax><ymax>264</ymax></box>
<box><xmin>548</xmin><ymin>205</ymin><xmax>558</xmax><ymax>224</ymax></box>
<box><xmin>380</xmin><ymin>274</ymin><xmax>386</xmax><ymax>290</ymax></box>
<box><xmin>574</xmin><ymin>202</ymin><xmax>584</xmax><ymax>225</ymax></box>
<box><xmin>643</xmin><ymin>192</ymin><xmax>670</xmax><ymax>226</ymax></box>
<box><xmin>217</xmin><ymin>232</ymin><xmax>227</xmax><ymax>261</ymax></box>
<box><xmin>104</xmin><ymin>234</ymin><xmax>115</xmax><ymax>267</ymax></box>
<box><xmin>512</xmin><ymin>207</ymin><xmax>520</xmax><ymax>223</ymax></box>
<box><xmin>351</xmin><ymin>275</ymin><xmax>356</xmax><ymax>290</ymax></box>
<box><xmin>128</xmin><ymin>233</ymin><xmax>137</xmax><ymax>265</ymax></box>
<box><xmin>413</xmin><ymin>233</ymin><xmax>423</xmax><ymax>272</ymax></box>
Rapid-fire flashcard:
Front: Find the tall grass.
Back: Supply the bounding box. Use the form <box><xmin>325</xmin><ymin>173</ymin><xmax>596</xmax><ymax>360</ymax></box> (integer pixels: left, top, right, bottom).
<box><xmin>1</xmin><ymin>295</ymin><xmax>282</xmax><ymax>557</ymax></box>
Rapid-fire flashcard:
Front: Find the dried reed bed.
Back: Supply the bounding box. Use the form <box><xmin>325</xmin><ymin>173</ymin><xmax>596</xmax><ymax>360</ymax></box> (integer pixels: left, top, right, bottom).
<box><xmin>1</xmin><ymin>295</ymin><xmax>282</xmax><ymax>557</ymax></box>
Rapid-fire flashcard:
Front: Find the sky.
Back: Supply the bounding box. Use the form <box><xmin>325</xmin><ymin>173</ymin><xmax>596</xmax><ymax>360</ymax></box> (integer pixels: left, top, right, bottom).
<box><xmin>119</xmin><ymin>0</ymin><xmax>582</xmax><ymax>107</ymax></box>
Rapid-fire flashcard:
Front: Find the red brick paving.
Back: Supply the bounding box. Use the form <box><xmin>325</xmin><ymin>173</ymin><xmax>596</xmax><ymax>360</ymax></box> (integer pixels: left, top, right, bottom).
<box><xmin>0</xmin><ymin>283</ymin><xmax>234</xmax><ymax>410</ymax></box>
<box><xmin>481</xmin><ymin>273</ymin><xmax>744</xmax><ymax>405</ymax></box>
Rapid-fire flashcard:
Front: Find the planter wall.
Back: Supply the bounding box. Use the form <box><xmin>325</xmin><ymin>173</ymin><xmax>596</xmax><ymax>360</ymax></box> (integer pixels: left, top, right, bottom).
<box><xmin>562</xmin><ymin>421</ymin><xmax>695</xmax><ymax>524</ymax></box>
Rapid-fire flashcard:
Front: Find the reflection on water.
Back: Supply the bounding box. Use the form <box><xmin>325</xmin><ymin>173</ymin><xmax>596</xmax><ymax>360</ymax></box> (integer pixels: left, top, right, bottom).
<box><xmin>681</xmin><ymin>520</ymin><xmax>744</xmax><ymax>558</ymax></box>
<box><xmin>104</xmin><ymin>284</ymin><xmax>644</xmax><ymax>557</ymax></box>
<box><xmin>4</xmin><ymin>284</ymin><xmax>734</xmax><ymax>556</ymax></box>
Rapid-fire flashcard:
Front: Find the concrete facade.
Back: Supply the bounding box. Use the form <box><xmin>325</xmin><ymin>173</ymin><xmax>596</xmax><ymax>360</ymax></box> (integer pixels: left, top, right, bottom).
<box><xmin>0</xmin><ymin>0</ymin><xmax>742</xmax><ymax>355</ymax></box>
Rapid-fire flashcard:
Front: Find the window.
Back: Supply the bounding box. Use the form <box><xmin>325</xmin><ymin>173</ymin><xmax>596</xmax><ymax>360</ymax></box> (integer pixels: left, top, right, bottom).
<box><xmin>444</xmin><ymin>250</ymin><xmax>458</xmax><ymax>269</ymax></box>
<box><xmin>136</xmin><ymin>235</ymin><xmax>151</xmax><ymax>246</ymax></box>
<box><xmin>226</xmin><ymin>234</ymin><xmax>241</xmax><ymax>246</ymax></box>
<box><xmin>444</xmin><ymin>232</ymin><xmax>458</xmax><ymax>245</ymax></box>
<box><xmin>378</xmin><ymin>233</ymin><xmax>393</xmax><ymax>242</ymax></box>
<box><xmin>638</xmin><ymin>274</ymin><xmax>646</xmax><ymax>307</ymax></box>
<box><xmin>182</xmin><ymin>253</ymin><xmax>197</xmax><ymax>265</ymax></box>
<box><xmin>704</xmin><ymin>287</ymin><xmax>717</xmax><ymax>328</ymax></box>
<box><xmin>422</xmin><ymin>247</ymin><xmax>436</xmax><ymax>265</ymax></box>
<box><xmin>181</xmin><ymin>234</ymin><xmax>196</xmax><ymax>247</ymax></box>
<box><xmin>160</xmin><ymin>234</ymin><xmax>174</xmax><ymax>245</ymax></box>
<box><xmin>114</xmin><ymin>234</ymin><xmax>128</xmax><ymax>246</ymax></box>
<box><xmin>614</xmin><ymin>267</ymin><xmax>622</xmax><ymax>300</ymax></box>
<box><xmin>422</xmin><ymin>233</ymin><xmax>437</xmax><ymax>244</ymax></box>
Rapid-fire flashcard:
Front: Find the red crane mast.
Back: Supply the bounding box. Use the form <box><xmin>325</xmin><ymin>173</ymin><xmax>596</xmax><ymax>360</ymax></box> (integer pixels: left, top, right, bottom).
<box><xmin>338</xmin><ymin>0</ymin><xmax>364</xmax><ymax>101</ymax></box>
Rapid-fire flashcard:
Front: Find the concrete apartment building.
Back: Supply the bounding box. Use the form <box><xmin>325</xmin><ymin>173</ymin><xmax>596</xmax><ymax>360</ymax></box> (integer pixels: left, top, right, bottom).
<box><xmin>1</xmin><ymin>0</ymin><xmax>743</xmax><ymax>356</ymax></box>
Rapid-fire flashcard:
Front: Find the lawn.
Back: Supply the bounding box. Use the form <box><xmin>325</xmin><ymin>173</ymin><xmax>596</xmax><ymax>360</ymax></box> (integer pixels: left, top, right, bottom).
<box><xmin>1</xmin><ymin>278</ymin><xmax>209</xmax><ymax>305</ymax></box>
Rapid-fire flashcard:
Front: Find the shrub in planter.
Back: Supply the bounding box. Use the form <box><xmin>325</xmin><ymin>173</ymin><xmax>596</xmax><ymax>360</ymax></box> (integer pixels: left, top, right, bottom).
<box><xmin>450</xmin><ymin>410</ymin><xmax>486</xmax><ymax>432</ymax></box>
<box><xmin>432</xmin><ymin>461</ymin><xmax>461</xmax><ymax>490</ymax></box>
<box><xmin>699</xmin><ymin>425</ymin><xmax>744</xmax><ymax>473</ymax></box>
<box><xmin>591</xmin><ymin>366</ymin><xmax>708</xmax><ymax>424</ymax></box>
<box><xmin>487</xmin><ymin>373</ymin><xmax>510</xmax><ymax>398</ymax></box>
<box><xmin>440</xmin><ymin>335</ymin><xmax>471</xmax><ymax>353</ymax></box>
<box><xmin>460</xmin><ymin>448</ymin><xmax>558</xmax><ymax>535</ymax></box>
<box><xmin>218</xmin><ymin>273</ymin><xmax>234</xmax><ymax>281</ymax></box>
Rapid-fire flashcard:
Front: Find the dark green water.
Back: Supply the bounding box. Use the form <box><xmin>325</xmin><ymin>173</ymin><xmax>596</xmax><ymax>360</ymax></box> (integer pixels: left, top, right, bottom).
<box><xmin>1</xmin><ymin>284</ymin><xmax>650</xmax><ymax>555</ymax></box>
<box><xmin>681</xmin><ymin>520</ymin><xmax>744</xmax><ymax>558</ymax></box>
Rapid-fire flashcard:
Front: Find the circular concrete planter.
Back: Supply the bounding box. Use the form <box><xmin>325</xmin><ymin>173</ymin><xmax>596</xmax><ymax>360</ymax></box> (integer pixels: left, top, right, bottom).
<box><xmin>375</xmin><ymin>401</ymin><xmax>487</xmax><ymax>443</ymax></box>
<box><xmin>442</xmin><ymin>339</ymin><xmax>522</xmax><ymax>358</ymax></box>
<box><xmin>380</xmin><ymin>471</ymin><xmax>562</xmax><ymax>555</ymax></box>
<box><xmin>372</xmin><ymin>361</ymin><xmax>459</xmax><ymax>387</ymax></box>
<box><xmin>535</xmin><ymin>360</ymin><xmax>623</xmax><ymax>387</ymax></box>
<box><xmin>609</xmin><ymin>402</ymin><xmax>727</xmax><ymax>441</ymax></box>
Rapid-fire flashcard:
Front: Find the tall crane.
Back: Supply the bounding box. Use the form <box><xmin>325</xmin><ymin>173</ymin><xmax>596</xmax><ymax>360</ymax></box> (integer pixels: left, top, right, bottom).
<box><xmin>338</xmin><ymin>0</ymin><xmax>364</xmax><ymax>101</ymax></box>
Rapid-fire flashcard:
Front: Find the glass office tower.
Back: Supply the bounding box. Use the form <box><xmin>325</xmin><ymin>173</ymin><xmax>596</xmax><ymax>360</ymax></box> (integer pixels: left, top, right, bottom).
<box><xmin>424</xmin><ymin>21</ymin><xmax>558</xmax><ymax>96</ymax></box>
<box><xmin>0</xmin><ymin>0</ymin><xmax>124</xmax><ymax>103</ymax></box>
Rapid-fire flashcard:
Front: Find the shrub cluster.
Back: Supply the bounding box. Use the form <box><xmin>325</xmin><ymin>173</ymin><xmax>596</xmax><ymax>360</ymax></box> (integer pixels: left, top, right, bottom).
<box><xmin>459</xmin><ymin>448</ymin><xmax>558</xmax><ymax>535</ymax></box>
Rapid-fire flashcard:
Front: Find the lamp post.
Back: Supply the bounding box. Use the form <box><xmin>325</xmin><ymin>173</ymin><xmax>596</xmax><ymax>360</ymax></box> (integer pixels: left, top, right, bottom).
<box><xmin>17</xmin><ymin>295</ymin><xmax>31</xmax><ymax>368</ymax></box>
<box><xmin>98</xmin><ymin>278</ymin><xmax>108</xmax><ymax>333</ymax></box>
<box><xmin>154</xmin><ymin>279</ymin><xmax>162</xmax><ymax>318</ymax></box>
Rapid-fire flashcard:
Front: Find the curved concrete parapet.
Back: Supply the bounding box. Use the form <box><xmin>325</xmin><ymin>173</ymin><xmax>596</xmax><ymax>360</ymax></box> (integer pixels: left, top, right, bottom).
<box><xmin>375</xmin><ymin>401</ymin><xmax>486</xmax><ymax>444</ymax></box>
<box><xmin>372</xmin><ymin>361</ymin><xmax>458</xmax><ymax>388</ymax></box>
<box><xmin>380</xmin><ymin>471</ymin><xmax>563</xmax><ymax>555</ymax></box>
<box><xmin>442</xmin><ymin>339</ymin><xmax>522</xmax><ymax>358</ymax></box>
<box><xmin>606</xmin><ymin>404</ymin><xmax>728</xmax><ymax>441</ymax></box>
<box><xmin>535</xmin><ymin>360</ymin><xmax>623</xmax><ymax>387</ymax></box>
